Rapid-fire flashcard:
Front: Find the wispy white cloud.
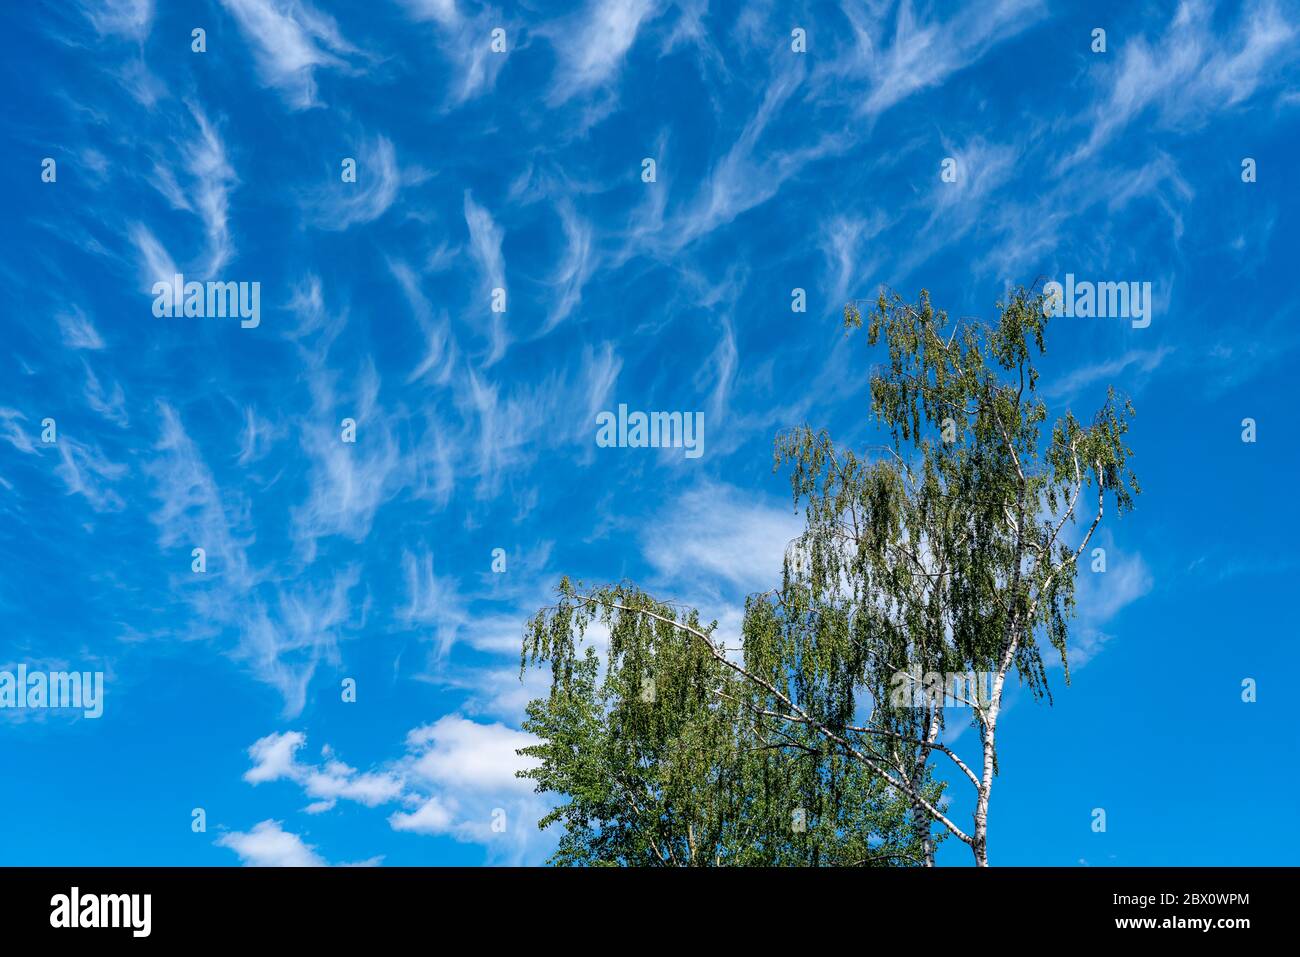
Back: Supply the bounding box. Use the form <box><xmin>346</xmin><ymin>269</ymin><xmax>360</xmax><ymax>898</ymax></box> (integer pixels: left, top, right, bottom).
<box><xmin>645</xmin><ymin>60</ymin><xmax>847</xmax><ymax>253</ymax></box>
<box><xmin>462</xmin><ymin>191</ymin><xmax>508</xmax><ymax>364</ymax></box>
<box><xmin>81</xmin><ymin>361</ymin><xmax>129</xmax><ymax>427</ymax></box>
<box><xmin>184</xmin><ymin>105</ymin><xmax>238</xmax><ymax>274</ymax></box>
<box><xmin>430</xmin><ymin>661</ymin><xmax>555</xmax><ymax>722</ymax></box>
<box><xmin>971</xmin><ymin>151</ymin><xmax>1193</xmax><ymax>280</ymax></box>
<box><xmin>79</xmin><ymin>0</ymin><xmax>153</xmax><ymax>41</ymax></box>
<box><xmin>462</xmin><ymin>192</ymin><xmax>506</xmax><ymax>291</ymax></box>
<box><xmin>147</xmin><ymin>403</ymin><xmax>254</xmax><ymax>590</ymax></box>
<box><xmin>236</xmin><ymin>407</ymin><xmax>281</xmax><ymax>465</ymax></box>
<box><xmin>819</xmin><ymin>214</ymin><xmax>889</xmax><ymax>311</ymax></box>
<box><xmin>145</xmin><ymin>405</ymin><xmax>361</xmax><ymax>716</ymax></box>
<box><xmin>307</xmin><ymin>136</ymin><xmax>401</xmax><ymax>231</ymax></box>
<box><xmin>141</xmin><ymin>104</ymin><xmax>239</xmax><ymax>275</ymax></box>
<box><xmin>0</xmin><ymin>410</ymin><xmax>37</xmax><ymax>455</ymax></box>
<box><xmin>546</xmin><ymin>0</ymin><xmax>657</xmax><ymax>104</ymax></box>
<box><xmin>543</xmin><ymin>199</ymin><xmax>596</xmax><ymax>333</ymax></box>
<box><xmin>389</xmin><ymin>259</ymin><xmax>456</xmax><ymax>385</ymax></box>
<box><xmin>394</xmin><ymin>0</ymin><xmax>509</xmax><ymax>105</ymax></box>
<box><xmin>55</xmin><ymin>306</ymin><xmax>105</xmax><ymax>350</ymax></box>
<box><xmin>1044</xmin><ymin>346</ymin><xmax>1174</xmax><ymax>400</ymax></box>
<box><xmin>290</xmin><ymin>359</ymin><xmax>404</xmax><ymax>558</ymax></box>
<box><xmin>55</xmin><ymin>437</ymin><xmax>128</xmax><ymax>512</ymax></box>
<box><xmin>579</xmin><ymin>342</ymin><xmax>621</xmax><ymax>426</ymax></box>
<box><xmin>1067</xmin><ymin>532</ymin><xmax>1154</xmax><ymax>667</ymax></box>
<box><xmin>928</xmin><ymin>137</ymin><xmax>1020</xmax><ymax>224</ymax></box>
<box><xmin>236</xmin><ymin>569</ymin><xmax>361</xmax><ymax>718</ymax></box>
<box><xmin>395</xmin><ymin>0</ymin><xmax>459</xmax><ymax>21</ymax></box>
<box><xmin>460</xmin><ymin>369</ymin><xmax>527</xmax><ymax>494</ymax></box>
<box><xmin>399</xmin><ymin>549</ymin><xmax>467</xmax><ymax>656</ymax></box>
<box><xmin>1063</xmin><ymin>0</ymin><xmax>1299</xmax><ymax>169</ymax></box>
<box><xmin>218</xmin><ymin>0</ymin><xmax>360</xmax><ymax>109</ymax></box>
<box><xmin>129</xmin><ymin>223</ymin><xmax>177</xmax><ymax>292</ymax></box>
<box><xmin>698</xmin><ymin>315</ymin><xmax>737</xmax><ymax>434</ymax></box>
<box><xmin>894</xmin><ymin>136</ymin><xmax>1023</xmax><ymax>276</ymax></box>
<box><xmin>860</xmin><ymin>0</ymin><xmax>1046</xmax><ymax>117</ymax></box>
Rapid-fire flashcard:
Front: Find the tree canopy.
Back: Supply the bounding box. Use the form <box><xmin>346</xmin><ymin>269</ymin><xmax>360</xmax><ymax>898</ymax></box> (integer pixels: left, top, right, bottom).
<box><xmin>519</xmin><ymin>586</ymin><xmax>937</xmax><ymax>865</ymax></box>
<box><xmin>520</xmin><ymin>285</ymin><xmax>1139</xmax><ymax>866</ymax></box>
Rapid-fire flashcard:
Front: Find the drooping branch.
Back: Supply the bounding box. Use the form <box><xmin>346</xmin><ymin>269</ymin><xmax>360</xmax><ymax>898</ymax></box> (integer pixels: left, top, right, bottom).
<box><xmin>566</xmin><ymin>591</ymin><xmax>976</xmax><ymax>848</ymax></box>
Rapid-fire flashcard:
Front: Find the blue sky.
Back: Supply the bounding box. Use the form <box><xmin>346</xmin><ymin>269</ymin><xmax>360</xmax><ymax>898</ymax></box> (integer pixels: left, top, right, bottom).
<box><xmin>1</xmin><ymin>0</ymin><xmax>1298</xmax><ymax>867</ymax></box>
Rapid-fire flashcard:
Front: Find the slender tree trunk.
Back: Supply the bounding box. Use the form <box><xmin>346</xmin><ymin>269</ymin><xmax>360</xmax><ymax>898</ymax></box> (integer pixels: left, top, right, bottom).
<box><xmin>973</xmin><ymin>615</ymin><xmax>1022</xmax><ymax>866</ymax></box>
<box><xmin>911</xmin><ymin>710</ymin><xmax>941</xmax><ymax>866</ymax></box>
<box><xmin>973</xmin><ymin>722</ymin><xmax>995</xmax><ymax>867</ymax></box>
<box><xmin>911</xmin><ymin>790</ymin><xmax>937</xmax><ymax>866</ymax></box>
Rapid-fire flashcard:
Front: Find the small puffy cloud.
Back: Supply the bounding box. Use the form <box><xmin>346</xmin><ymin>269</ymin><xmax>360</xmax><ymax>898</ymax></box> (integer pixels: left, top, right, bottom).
<box><xmin>246</xmin><ymin>730</ymin><xmax>307</xmax><ymax>784</ymax></box>
<box><xmin>387</xmin><ymin>796</ymin><xmax>456</xmax><ymax>835</ymax></box>
<box><xmin>401</xmin><ymin>715</ymin><xmax>536</xmax><ymax>796</ymax></box>
<box><xmin>215</xmin><ymin>819</ymin><xmax>326</xmax><ymax>867</ymax></box>
<box><xmin>641</xmin><ymin>483</ymin><xmax>801</xmax><ymax>592</ymax></box>
<box><xmin>237</xmin><ymin>718</ymin><xmax>547</xmax><ymax>862</ymax></box>
<box><xmin>243</xmin><ymin>731</ymin><xmax>403</xmax><ymax>812</ymax></box>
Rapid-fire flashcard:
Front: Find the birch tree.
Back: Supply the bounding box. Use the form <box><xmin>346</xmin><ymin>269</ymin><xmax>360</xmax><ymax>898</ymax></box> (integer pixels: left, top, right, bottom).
<box><xmin>522</xmin><ymin>286</ymin><xmax>1139</xmax><ymax>866</ymax></box>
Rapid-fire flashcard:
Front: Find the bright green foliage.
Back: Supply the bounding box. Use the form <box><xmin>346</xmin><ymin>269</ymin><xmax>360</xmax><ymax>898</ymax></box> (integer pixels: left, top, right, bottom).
<box><xmin>519</xmin><ymin>582</ymin><xmax>936</xmax><ymax>866</ymax></box>
<box><xmin>835</xmin><ymin>286</ymin><xmax>1138</xmax><ymax>695</ymax></box>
